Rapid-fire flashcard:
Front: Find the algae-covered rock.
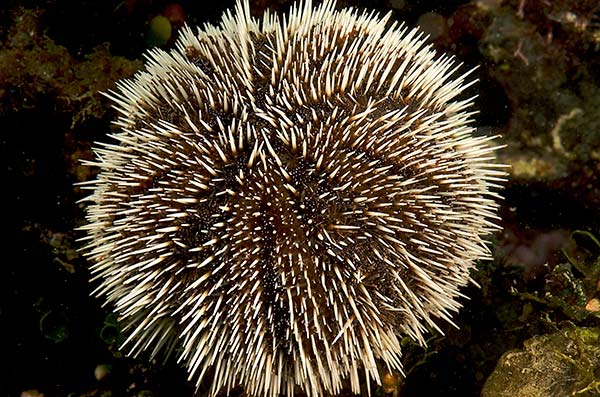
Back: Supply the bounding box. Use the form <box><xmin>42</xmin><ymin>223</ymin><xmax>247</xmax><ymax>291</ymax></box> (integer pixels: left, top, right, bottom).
<box><xmin>482</xmin><ymin>327</ymin><xmax>600</xmax><ymax>397</ymax></box>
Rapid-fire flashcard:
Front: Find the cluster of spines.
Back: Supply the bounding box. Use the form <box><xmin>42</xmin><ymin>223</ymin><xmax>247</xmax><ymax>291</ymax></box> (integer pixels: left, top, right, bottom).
<box><xmin>79</xmin><ymin>1</ymin><xmax>506</xmax><ymax>397</ymax></box>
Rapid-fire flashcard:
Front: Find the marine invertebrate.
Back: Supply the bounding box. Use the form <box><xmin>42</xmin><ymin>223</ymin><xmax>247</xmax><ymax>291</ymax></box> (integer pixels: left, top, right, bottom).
<box><xmin>79</xmin><ymin>1</ymin><xmax>506</xmax><ymax>396</ymax></box>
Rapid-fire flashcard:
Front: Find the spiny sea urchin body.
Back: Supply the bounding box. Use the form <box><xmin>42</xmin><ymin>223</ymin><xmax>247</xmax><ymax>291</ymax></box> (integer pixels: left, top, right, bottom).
<box><xmin>80</xmin><ymin>1</ymin><xmax>506</xmax><ymax>396</ymax></box>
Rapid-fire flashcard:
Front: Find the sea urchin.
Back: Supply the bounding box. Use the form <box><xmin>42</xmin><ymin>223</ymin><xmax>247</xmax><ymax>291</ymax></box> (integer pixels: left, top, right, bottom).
<box><xmin>79</xmin><ymin>1</ymin><xmax>506</xmax><ymax>396</ymax></box>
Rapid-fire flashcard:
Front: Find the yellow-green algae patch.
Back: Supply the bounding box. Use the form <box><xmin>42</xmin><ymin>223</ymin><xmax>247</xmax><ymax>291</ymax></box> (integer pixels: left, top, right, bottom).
<box><xmin>482</xmin><ymin>326</ymin><xmax>600</xmax><ymax>397</ymax></box>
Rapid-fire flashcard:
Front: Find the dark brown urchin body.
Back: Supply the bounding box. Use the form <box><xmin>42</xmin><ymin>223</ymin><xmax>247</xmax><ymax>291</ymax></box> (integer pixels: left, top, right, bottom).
<box><xmin>79</xmin><ymin>1</ymin><xmax>506</xmax><ymax>396</ymax></box>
